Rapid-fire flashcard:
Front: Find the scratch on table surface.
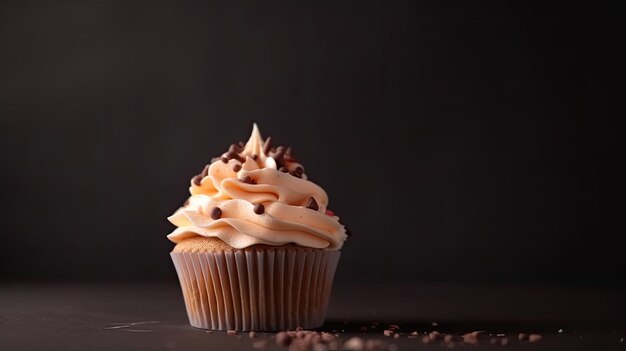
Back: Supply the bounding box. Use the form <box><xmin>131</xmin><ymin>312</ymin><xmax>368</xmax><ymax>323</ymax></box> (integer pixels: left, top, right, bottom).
<box><xmin>123</xmin><ymin>329</ymin><xmax>154</xmax><ymax>333</ymax></box>
<box><xmin>104</xmin><ymin>321</ymin><xmax>160</xmax><ymax>330</ymax></box>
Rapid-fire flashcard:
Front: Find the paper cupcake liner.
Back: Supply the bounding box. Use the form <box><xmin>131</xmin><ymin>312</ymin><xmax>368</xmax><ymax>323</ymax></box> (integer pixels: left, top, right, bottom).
<box><xmin>171</xmin><ymin>248</ymin><xmax>341</xmax><ymax>331</ymax></box>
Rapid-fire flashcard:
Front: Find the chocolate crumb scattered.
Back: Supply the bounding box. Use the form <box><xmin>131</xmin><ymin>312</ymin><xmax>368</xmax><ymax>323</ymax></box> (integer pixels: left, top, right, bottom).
<box><xmin>306</xmin><ymin>197</ymin><xmax>319</xmax><ymax>211</ymax></box>
<box><xmin>240</xmin><ymin>176</ymin><xmax>256</xmax><ymax>184</ymax></box>
<box><xmin>248</xmin><ymin>331</ymin><xmax>256</xmax><ymax>338</ymax></box>
<box><xmin>276</xmin><ymin>331</ymin><xmax>292</xmax><ymax>346</ymax></box>
<box><xmin>210</xmin><ymin>207</ymin><xmax>222</xmax><ymax>220</ymax></box>
<box><xmin>253</xmin><ymin>203</ymin><xmax>265</xmax><ymax>214</ymax></box>
<box><xmin>462</xmin><ymin>331</ymin><xmax>481</xmax><ymax>344</ymax></box>
<box><xmin>262</xmin><ymin>137</ymin><xmax>272</xmax><ymax>155</ymax></box>
<box><xmin>529</xmin><ymin>334</ymin><xmax>542</xmax><ymax>342</ymax></box>
<box><xmin>232</xmin><ymin>164</ymin><xmax>242</xmax><ymax>172</ymax></box>
<box><xmin>226</xmin><ymin>330</ymin><xmax>236</xmax><ymax>336</ymax></box>
<box><xmin>220</xmin><ymin>157</ymin><xmax>228</xmax><ymax>164</ymax></box>
<box><xmin>428</xmin><ymin>331</ymin><xmax>442</xmax><ymax>341</ymax></box>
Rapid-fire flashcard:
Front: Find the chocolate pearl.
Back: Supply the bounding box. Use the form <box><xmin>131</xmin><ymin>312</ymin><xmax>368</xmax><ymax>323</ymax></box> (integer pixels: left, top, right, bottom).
<box><xmin>253</xmin><ymin>203</ymin><xmax>265</xmax><ymax>214</ymax></box>
<box><xmin>305</xmin><ymin>197</ymin><xmax>319</xmax><ymax>211</ymax></box>
<box><xmin>240</xmin><ymin>176</ymin><xmax>255</xmax><ymax>184</ymax></box>
<box><xmin>192</xmin><ymin>175</ymin><xmax>202</xmax><ymax>186</ymax></box>
<box><xmin>220</xmin><ymin>157</ymin><xmax>228</xmax><ymax>164</ymax></box>
<box><xmin>210</xmin><ymin>207</ymin><xmax>222</xmax><ymax>220</ymax></box>
<box><xmin>232</xmin><ymin>164</ymin><xmax>242</xmax><ymax>172</ymax></box>
<box><xmin>279</xmin><ymin>167</ymin><xmax>289</xmax><ymax>173</ymax></box>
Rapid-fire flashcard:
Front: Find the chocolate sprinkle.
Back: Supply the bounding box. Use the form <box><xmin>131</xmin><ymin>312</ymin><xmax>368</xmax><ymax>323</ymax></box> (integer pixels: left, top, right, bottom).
<box><xmin>210</xmin><ymin>207</ymin><xmax>222</xmax><ymax>220</ymax></box>
<box><xmin>201</xmin><ymin>164</ymin><xmax>210</xmax><ymax>178</ymax></box>
<box><xmin>253</xmin><ymin>203</ymin><xmax>265</xmax><ymax>214</ymax></box>
<box><xmin>192</xmin><ymin>175</ymin><xmax>202</xmax><ymax>186</ymax></box>
<box><xmin>305</xmin><ymin>197</ymin><xmax>319</xmax><ymax>211</ymax></box>
<box><xmin>232</xmin><ymin>164</ymin><xmax>242</xmax><ymax>172</ymax></box>
<box><xmin>220</xmin><ymin>157</ymin><xmax>228</xmax><ymax>164</ymax></box>
<box><xmin>240</xmin><ymin>175</ymin><xmax>256</xmax><ymax>184</ymax></box>
<box><xmin>279</xmin><ymin>166</ymin><xmax>289</xmax><ymax>173</ymax></box>
<box><xmin>262</xmin><ymin>137</ymin><xmax>272</xmax><ymax>155</ymax></box>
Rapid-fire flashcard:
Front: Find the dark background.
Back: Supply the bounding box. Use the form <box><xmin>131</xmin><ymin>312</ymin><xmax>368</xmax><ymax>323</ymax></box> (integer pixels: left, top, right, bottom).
<box><xmin>0</xmin><ymin>1</ymin><xmax>622</xmax><ymax>286</ymax></box>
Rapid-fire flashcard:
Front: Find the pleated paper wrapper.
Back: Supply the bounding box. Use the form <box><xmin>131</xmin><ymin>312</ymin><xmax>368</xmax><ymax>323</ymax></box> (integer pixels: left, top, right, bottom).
<box><xmin>171</xmin><ymin>249</ymin><xmax>341</xmax><ymax>331</ymax></box>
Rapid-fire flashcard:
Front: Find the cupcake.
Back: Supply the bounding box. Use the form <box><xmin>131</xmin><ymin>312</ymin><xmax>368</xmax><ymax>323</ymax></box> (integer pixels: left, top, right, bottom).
<box><xmin>168</xmin><ymin>124</ymin><xmax>348</xmax><ymax>331</ymax></box>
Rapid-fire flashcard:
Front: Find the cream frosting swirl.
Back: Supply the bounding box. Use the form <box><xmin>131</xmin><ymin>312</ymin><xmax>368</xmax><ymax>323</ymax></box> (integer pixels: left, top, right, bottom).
<box><xmin>167</xmin><ymin>124</ymin><xmax>347</xmax><ymax>250</ymax></box>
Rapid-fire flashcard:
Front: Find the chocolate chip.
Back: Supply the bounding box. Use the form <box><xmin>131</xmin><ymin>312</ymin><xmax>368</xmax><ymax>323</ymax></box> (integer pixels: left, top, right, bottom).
<box><xmin>279</xmin><ymin>166</ymin><xmax>289</xmax><ymax>173</ymax></box>
<box><xmin>253</xmin><ymin>203</ymin><xmax>265</xmax><ymax>214</ymax></box>
<box><xmin>232</xmin><ymin>164</ymin><xmax>242</xmax><ymax>172</ymax></box>
<box><xmin>225</xmin><ymin>151</ymin><xmax>244</xmax><ymax>162</ymax></box>
<box><xmin>210</xmin><ymin>207</ymin><xmax>222</xmax><ymax>220</ymax></box>
<box><xmin>262</xmin><ymin>137</ymin><xmax>272</xmax><ymax>155</ymax></box>
<box><xmin>291</xmin><ymin>166</ymin><xmax>304</xmax><ymax>178</ymax></box>
<box><xmin>240</xmin><ymin>175</ymin><xmax>255</xmax><ymax>184</ymax></box>
<box><xmin>229</xmin><ymin>143</ymin><xmax>243</xmax><ymax>153</ymax></box>
<box><xmin>201</xmin><ymin>164</ymin><xmax>210</xmax><ymax>177</ymax></box>
<box><xmin>220</xmin><ymin>157</ymin><xmax>228</xmax><ymax>164</ymax></box>
<box><xmin>272</xmin><ymin>148</ymin><xmax>285</xmax><ymax>168</ymax></box>
<box><xmin>192</xmin><ymin>175</ymin><xmax>202</xmax><ymax>186</ymax></box>
<box><xmin>305</xmin><ymin>197</ymin><xmax>319</xmax><ymax>211</ymax></box>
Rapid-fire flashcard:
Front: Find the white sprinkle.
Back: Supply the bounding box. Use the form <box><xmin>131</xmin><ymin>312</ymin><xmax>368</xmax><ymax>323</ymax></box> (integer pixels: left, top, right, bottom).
<box><xmin>558</xmin><ymin>329</ymin><xmax>563</xmax><ymax>333</ymax></box>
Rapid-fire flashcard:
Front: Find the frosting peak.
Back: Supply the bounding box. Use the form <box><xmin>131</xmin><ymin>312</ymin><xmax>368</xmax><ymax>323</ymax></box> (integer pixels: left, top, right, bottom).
<box><xmin>168</xmin><ymin>124</ymin><xmax>348</xmax><ymax>250</ymax></box>
<box><xmin>242</xmin><ymin>123</ymin><xmax>265</xmax><ymax>160</ymax></box>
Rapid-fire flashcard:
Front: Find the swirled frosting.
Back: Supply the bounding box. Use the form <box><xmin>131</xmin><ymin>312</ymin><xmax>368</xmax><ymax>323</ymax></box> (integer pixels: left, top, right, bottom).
<box><xmin>167</xmin><ymin>124</ymin><xmax>348</xmax><ymax>250</ymax></box>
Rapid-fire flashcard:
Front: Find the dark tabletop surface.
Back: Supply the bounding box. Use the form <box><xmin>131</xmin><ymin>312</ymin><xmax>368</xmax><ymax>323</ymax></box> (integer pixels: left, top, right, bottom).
<box><xmin>1</xmin><ymin>281</ymin><xmax>625</xmax><ymax>350</ymax></box>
